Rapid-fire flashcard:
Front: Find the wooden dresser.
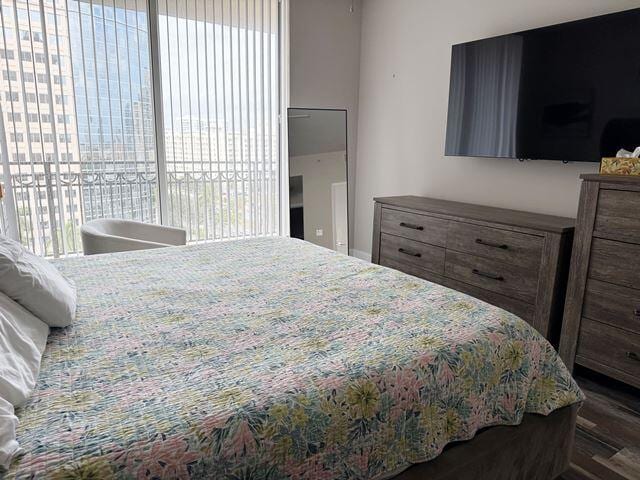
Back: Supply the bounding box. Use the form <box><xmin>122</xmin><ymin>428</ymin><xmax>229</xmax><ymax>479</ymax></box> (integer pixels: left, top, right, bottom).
<box><xmin>372</xmin><ymin>196</ymin><xmax>575</xmax><ymax>344</ymax></box>
<box><xmin>559</xmin><ymin>175</ymin><xmax>640</xmax><ymax>389</ymax></box>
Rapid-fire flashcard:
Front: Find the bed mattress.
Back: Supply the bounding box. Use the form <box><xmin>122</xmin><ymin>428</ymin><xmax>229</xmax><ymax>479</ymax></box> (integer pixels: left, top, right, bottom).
<box><xmin>5</xmin><ymin>237</ymin><xmax>583</xmax><ymax>479</ymax></box>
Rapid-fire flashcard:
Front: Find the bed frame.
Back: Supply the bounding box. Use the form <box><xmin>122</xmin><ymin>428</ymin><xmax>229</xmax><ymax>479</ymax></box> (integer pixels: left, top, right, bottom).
<box><xmin>393</xmin><ymin>404</ymin><xmax>578</xmax><ymax>480</ymax></box>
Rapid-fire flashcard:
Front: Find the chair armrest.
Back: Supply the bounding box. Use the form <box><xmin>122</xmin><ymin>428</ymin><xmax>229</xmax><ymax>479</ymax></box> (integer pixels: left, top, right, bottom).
<box><xmin>81</xmin><ymin>232</ymin><xmax>172</xmax><ymax>256</ymax></box>
<box><xmin>117</xmin><ymin>221</ymin><xmax>187</xmax><ymax>246</ymax></box>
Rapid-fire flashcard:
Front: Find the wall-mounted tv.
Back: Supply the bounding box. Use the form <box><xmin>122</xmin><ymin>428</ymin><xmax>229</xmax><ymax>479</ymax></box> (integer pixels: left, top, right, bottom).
<box><xmin>444</xmin><ymin>8</ymin><xmax>640</xmax><ymax>163</ymax></box>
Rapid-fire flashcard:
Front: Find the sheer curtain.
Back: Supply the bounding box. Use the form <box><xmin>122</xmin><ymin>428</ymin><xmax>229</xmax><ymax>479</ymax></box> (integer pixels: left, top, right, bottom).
<box><xmin>157</xmin><ymin>0</ymin><xmax>279</xmax><ymax>242</ymax></box>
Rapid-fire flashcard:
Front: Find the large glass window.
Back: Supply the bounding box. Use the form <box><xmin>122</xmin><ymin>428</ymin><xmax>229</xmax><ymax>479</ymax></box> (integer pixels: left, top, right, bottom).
<box><xmin>0</xmin><ymin>0</ymin><xmax>158</xmax><ymax>256</ymax></box>
<box><xmin>0</xmin><ymin>0</ymin><xmax>280</xmax><ymax>255</ymax></box>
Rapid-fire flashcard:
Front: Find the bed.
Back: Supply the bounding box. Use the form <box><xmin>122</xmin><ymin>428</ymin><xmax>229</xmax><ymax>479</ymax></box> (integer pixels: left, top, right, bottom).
<box><xmin>4</xmin><ymin>237</ymin><xmax>583</xmax><ymax>479</ymax></box>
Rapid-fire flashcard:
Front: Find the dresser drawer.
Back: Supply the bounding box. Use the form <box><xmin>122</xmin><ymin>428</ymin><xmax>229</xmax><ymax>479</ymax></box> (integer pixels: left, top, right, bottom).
<box><xmin>595</xmin><ymin>189</ymin><xmax>640</xmax><ymax>242</ymax></box>
<box><xmin>446</xmin><ymin>222</ymin><xmax>543</xmax><ymax>269</ymax></box>
<box><xmin>444</xmin><ymin>251</ymin><xmax>538</xmax><ymax>304</ymax></box>
<box><xmin>583</xmin><ymin>279</ymin><xmax>640</xmax><ymax>333</ymax></box>
<box><xmin>380</xmin><ymin>208</ymin><xmax>448</xmax><ymax>246</ymax></box>
<box><xmin>589</xmin><ymin>238</ymin><xmax>640</xmax><ymax>290</ymax></box>
<box><xmin>380</xmin><ymin>233</ymin><xmax>445</xmax><ymax>275</ymax></box>
<box><xmin>577</xmin><ymin>318</ymin><xmax>640</xmax><ymax>380</ymax></box>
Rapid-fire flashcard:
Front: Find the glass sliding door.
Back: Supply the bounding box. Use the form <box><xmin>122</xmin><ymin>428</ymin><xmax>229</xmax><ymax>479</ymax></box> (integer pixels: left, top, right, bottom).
<box><xmin>157</xmin><ymin>0</ymin><xmax>279</xmax><ymax>242</ymax></box>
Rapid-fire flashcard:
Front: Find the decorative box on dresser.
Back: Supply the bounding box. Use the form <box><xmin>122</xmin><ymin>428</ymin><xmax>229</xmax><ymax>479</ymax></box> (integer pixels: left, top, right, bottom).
<box><xmin>559</xmin><ymin>175</ymin><xmax>640</xmax><ymax>389</ymax></box>
<box><xmin>372</xmin><ymin>196</ymin><xmax>575</xmax><ymax>345</ymax></box>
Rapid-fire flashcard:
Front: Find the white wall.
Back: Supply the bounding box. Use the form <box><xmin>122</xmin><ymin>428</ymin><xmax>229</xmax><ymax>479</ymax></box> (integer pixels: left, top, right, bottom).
<box><xmin>290</xmin><ymin>151</ymin><xmax>348</xmax><ymax>249</ymax></box>
<box><xmin>289</xmin><ymin>0</ymin><xmax>362</xmax><ymax>249</ymax></box>
<box><xmin>354</xmin><ymin>0</ymin><xmax>640</xmax><ymax>257</ymax></box>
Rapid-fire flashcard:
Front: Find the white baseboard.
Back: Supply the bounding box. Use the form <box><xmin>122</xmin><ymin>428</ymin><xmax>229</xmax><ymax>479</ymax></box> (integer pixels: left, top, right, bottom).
<box><xmin>350</xmin><ymin>249</ymin><xmax>371</xmax><ymax>262</ymax></box>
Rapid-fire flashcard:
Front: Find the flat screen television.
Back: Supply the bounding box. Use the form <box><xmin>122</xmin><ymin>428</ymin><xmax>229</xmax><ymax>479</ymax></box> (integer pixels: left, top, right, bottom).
<box><xmin>444</xmin><ymin>8</ymin><xmax>640</xmax><ymax>162</ymax></box>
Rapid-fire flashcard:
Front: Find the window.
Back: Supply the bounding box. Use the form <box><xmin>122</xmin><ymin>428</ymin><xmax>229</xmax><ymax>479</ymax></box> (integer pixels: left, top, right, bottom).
<box><xmin>2</xmin><ymin>70</ymin><xmax>16</xmax><ymax>81</ymax></box>
<box><xmin>0</xmin><ymin>0</ymin><xmax>281</xmax><ymax>257</ymax></box>
<box><xmin>158</xmin><ymin>0</ymin><xmax>280</xmax><ymax>240</ymax></box>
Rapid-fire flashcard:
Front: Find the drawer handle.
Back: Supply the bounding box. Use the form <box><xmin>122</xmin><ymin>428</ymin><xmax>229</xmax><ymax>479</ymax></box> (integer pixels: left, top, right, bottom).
<box><xmin>399</xmin><ymin>222</ymin><xmax>424</xmax><ymax>231</ymax></box>
<box><xmin>627</xmin><ymin>351</ymin><xmax>640</xmax><ymax>362</ymax></box>
<box><xmin>475</xmin><ymin>238</ymin><xmax>509</xmax><ymax>250</ymax></box>
<box><xmin>472</xmin><ymin>268</ymin><xmax>504</xmax><ymax>282</ymax></box>
<box><xmin>398</xmin><ymin>248</ymin><xmax>422</xmax><ymax>258</ymax></box>
<box><xmin>634</xmin><ymin>308</ymin><xmax>640</xmax><ymax>317</ymax></box>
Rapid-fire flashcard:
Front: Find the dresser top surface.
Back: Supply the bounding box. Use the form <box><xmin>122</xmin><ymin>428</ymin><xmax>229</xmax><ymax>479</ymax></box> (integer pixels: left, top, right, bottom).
<box><xmin>581</xmin><ymin>174</ymin><xmax>640</xmax><ymax>186</ymax></box>
<box><xmin>374</xmin><ymin>196</ymin><xmax>575</xmax><ymax>233</ymax></box>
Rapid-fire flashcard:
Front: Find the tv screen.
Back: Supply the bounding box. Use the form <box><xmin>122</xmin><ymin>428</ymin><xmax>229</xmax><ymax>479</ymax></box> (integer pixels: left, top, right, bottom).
<box><xmin>444</xmin><ymin>8</ymin><xmax>640</xmax><ymax>162</ymax></box>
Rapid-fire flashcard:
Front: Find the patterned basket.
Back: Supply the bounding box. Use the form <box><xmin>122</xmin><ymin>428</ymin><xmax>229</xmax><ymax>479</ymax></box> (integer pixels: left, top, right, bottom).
<box><xmin>600</xmin><ymin>157</ymin><xmax>640</xmax><ymax>176</ymax></box>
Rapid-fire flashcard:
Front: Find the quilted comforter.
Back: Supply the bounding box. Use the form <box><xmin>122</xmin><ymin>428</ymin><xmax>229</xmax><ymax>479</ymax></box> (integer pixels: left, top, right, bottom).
<box><xmin>5</xmin><ymin>237</ymin><xmax>583</xmax><ymax>479</ymax></box>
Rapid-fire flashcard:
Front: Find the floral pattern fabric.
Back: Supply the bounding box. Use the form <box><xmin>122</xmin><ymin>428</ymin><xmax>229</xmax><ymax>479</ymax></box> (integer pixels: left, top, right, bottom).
<box><xmin>5</xmin><ymin>237</ymin><xmax>583</xmax><ymax>479</ymax></box>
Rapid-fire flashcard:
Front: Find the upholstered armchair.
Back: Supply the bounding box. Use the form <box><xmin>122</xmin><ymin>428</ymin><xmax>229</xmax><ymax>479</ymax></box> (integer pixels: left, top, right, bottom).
<box><xmin>81</xmin><ymin>219</ymin><xmax>187</xmax><ymax>255</ymax></box>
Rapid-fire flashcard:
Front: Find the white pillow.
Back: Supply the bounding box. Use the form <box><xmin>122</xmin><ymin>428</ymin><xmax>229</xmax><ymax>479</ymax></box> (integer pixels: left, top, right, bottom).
<box><xmin>0</xmin><ymin>397</ymin><xmax>22</xmax><ymax>471</ymax></box>
<box><xmin>0</xmin><ymin>235</ymin><xmax>76</xmax><ymax>328</ymax></box>
<box><xmin>0</xmin><ymin>292</ymin><xmax>49</xmax><ymax>406</ymax></box>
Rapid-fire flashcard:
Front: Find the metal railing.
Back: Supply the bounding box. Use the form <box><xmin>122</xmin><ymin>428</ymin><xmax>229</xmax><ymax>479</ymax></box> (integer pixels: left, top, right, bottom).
<box><xmin>5</xmin><ymin>168</ymin><xmax>158</xmax><ymax>257</ymax></box>
<box><xmin>1</xmin><ymin>167</ymin><xmax>278</xmax><ymax>257</ymax></box>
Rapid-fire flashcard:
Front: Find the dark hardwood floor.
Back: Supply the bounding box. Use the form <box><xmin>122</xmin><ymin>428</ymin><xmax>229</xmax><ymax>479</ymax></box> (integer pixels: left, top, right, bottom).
<box><xmin>560</xmin><ymin>368</ymin><xmax>640</xmax><ymax>480</ymax></box>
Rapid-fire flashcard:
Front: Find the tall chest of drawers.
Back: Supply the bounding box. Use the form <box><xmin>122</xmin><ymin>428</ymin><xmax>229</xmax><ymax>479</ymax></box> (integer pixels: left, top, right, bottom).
<box><xmin>372</xmin><ymin>196</ymin><xmax>575</xmax><ymax>344</ymax></box>
<box><xmin>559</xmin><ymin>175</ymin><xmax>640</xmax><ymax>389</ymax></box>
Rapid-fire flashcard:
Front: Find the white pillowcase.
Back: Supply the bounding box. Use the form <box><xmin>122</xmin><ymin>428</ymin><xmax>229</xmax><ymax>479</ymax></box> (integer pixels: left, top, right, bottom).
<box><xmin>0</xmin><ymin>235</ymin><xmax>76</xmax><ymax>328</ymax></box>
<box><xmin>0</xmin><ymin>292</ymin><xmax>49</xmax><ymax>406</ymax></box>
<box><xmin>0</xmin><ymin>397</ymin><xmax>22</xmax><ymax>471</ymax></box>
<box><xmin>0</xmin><ymin>293</ymin><xmax>49</xmax><ymax>471</ymax></box>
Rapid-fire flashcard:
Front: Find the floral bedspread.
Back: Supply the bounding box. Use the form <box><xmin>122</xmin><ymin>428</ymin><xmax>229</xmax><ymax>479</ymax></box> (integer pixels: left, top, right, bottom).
<box><xmin>5</xmin><ymin>237</ymin><xmax>583</xmax><ymax>479</ymax></box>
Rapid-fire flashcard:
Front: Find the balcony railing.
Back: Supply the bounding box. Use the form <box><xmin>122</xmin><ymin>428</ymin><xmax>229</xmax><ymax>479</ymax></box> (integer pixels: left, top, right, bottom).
<box><xmin>0</xmin><ymin>167</ymin><xmax>277</xmax><ymax>257</ymax></box>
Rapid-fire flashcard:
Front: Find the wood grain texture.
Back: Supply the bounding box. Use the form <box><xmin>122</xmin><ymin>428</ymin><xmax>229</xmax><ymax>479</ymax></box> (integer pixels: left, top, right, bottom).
<box><xmin>380</xmin><ymin>233</ymin><xmax>446</xmax><ymax>275</ymax></box>
<box><xmin>589</xmin><ymin>238</ymin><xmax>640</xmax><ymax>290</ymax></box>
<box><xmin>380</xmin><ymin>207</ymin><xmax>448</xmax><ymax>246</ymax></box>
<box><xmin>559</xmin><ymin>180</ymin><xmax>600</xmax><ymax>369</ymax></box>
<box><xmin>446</xmin><ymin>221</ymin><xmax>543</xmax><ymax>269</ymax></box>
<box><xmin>374</xmin><ymin>195</ymin><xmax>575</xmax><ymax>233</ymax></box>
<box><xmin>533</xmin><ymin>232</ymin><xmax>569</xmax><ymax>345</ymax></box>
<box><xmin>583</xmin><ymin>279</ymin><xmax>640</xmax><ymax>334</ymax></box>
<box><xmin>372</xmin><ymin>196</ymin><xmax>573</xmax><ymax>342</ymax></box>
<box><xmin>576</xmin><ymin>319</ymin><xmax>640</xmax><ymax>389</ymax></box>
<box><xmin>581</xmin><ymin>174</ymin><xmax>640</xmax><ymax>188</ymax></box>
<box><xmin>445</xmin><ymin>250</ymin><xmax>538</xmax><ymax>304</ymax></box>
<box><xmin>560</xmin><ymin>370</ymin><xmax>640</xmax><ymax>480</ymax></box>
<box><xmin>595</xmin><ymin>189</ymin><xmax>640</xmax><ymax>243</ymax></box>
<box><xmin>371</xmin><ymin>202</ymin><xmax>382</xmax><ymax>263</ymax></box>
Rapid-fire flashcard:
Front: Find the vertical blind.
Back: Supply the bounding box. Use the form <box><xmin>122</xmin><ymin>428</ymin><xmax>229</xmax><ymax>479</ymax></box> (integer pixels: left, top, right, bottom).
<box><xmin>0</xmin><ymin>0</ymin><xmax>280</xmax><ymax>256</ymax></box>
<box><xmin>158</xmin><ymin>0</ymin><xmax>279</xmax><ymax>242</ymax></box>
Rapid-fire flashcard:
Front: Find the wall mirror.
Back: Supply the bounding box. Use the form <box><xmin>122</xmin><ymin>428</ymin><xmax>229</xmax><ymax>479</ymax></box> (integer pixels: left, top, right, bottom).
<box><xmin>288</xmin><ymin>108</ymin><xmax>348</xmax><ymax>254</ymax></box>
